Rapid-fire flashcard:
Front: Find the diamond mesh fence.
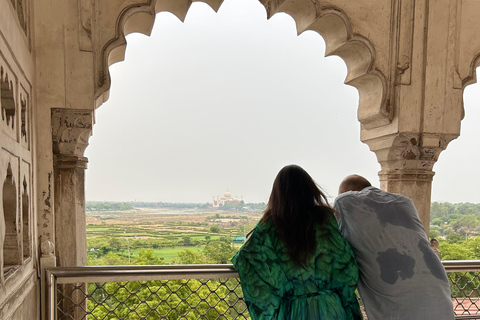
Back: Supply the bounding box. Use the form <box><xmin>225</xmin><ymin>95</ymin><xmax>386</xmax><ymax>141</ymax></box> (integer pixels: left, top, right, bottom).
<box><xmin>55</xmin><ymin>277</ymin><xmax>249</xmax><ymax>320</ymax></box>
<box><xmin>48</xmin><ymin>263</ymin><xmax>480</xmax><ymax>320</ymax></box>
<box><xmin>449</xmin><ymin>271</ymin><xmax>480</xmax><ymax>318</ymax></box>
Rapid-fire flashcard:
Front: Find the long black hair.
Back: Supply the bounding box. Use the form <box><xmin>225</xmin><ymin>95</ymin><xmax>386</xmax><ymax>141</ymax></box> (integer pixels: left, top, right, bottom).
<box><xmin>261</xmin><ymin>165</ymin><xmax>334</xmax><ymax>267</ymax></box>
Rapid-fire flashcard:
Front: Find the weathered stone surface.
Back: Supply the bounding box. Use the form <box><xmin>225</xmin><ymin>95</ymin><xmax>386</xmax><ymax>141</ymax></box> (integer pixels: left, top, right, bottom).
<box><xmin>51</xmin><ymin>108</ymin><xmax>93</xmax><ymax>157</ymax></box>
<box><xmin>1</xmin><ymin>0</ymin><xmax>480</xmax><ymax>318</ymax></box>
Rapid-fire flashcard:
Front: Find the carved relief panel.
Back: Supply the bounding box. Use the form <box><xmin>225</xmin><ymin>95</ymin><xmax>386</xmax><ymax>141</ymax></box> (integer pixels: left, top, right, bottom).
<box><xmin>0</xmin><ymin>55</ymin><xmax>32</xmax><ymax>148</ymax></box>
<box><xmin>0</xmin><ymin>41</ymin><xmax>34</xmax><ymax>287</ymax></box>
<box><xmin>0</xmin><ymin>150</ymin><xmax>32</xmax><ymax>283</ymax></box>
<box><xmin>19</xmin><ymin>86</ymin><xmax>30</xmax><ymax>150</ymax></box>
<box><xmin>8</xmin><ymin>0</ymin><xmax>29</xmax><ymax>36</ymax></box>
<box><xmin>0</xmin><ymin>152</ymin><xmax>20</xmax><ymax>283</ymax></box>
<box><xmin>0</xmin><ymin>64</ymin><xmax>17</xmax><ymax>140</ymax></box>
<box><xmin>21</xmin><ymin>161</ymin><xmax>31</xmax><ymax>261</ymax></box>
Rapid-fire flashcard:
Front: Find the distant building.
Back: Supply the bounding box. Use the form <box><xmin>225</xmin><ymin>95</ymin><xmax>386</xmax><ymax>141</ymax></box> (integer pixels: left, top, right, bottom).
<box><xmin>212</xmin><ymin>190</ymin><xmax>242</xmax><ymax>208</ymax></box>
<box><xmin>232</xmin><ymin>237</ymin><xmax>246</xmax><ymax>244</ymax></box>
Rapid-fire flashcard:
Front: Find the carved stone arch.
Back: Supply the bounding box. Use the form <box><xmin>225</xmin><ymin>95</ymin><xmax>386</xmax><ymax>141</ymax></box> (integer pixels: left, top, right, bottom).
<box><xmin>155</xmin><ymin>0</ymin><xmax>223</xmax><ymax>22</ymax></box>
<box><xmin>261</xmin><ymin>0</ymin><xmax>389</xmax><ymax>129</ymax></box>
<box><xmin>453</xmin><ymin>0</ymin><xmax>480</xmax><ymax>92</ymax></box>
<box><xmin>453</xmin><ymin>55</ymin><xmax>480</xmax><ymax>125</ymax></box>
<box><xmin>95</xmin><ymin>3</ymin><xmax>156</xmax><ymax>107</ymax></box>
<box><xmin>95</xmin><ymin>0</ymin><xmax>225</xmax><ymax>107</ymax></box>
<box><xmin>460</xmin><ymin>54</ymin><xmax>480</xmax><ymax>90</ymax></box>
<box><xmin>447</xmin><ymin>0</ymin><xmax>480</xmax><ymax>122</ymax></box>
<box><xmin>442</xmin><ymin>50</ymin><xmax>480</xmax><ymax>133</ymax></box>
<box><xmin>2</xmin><ymin>162</ymin><xmax>20</xmax><ymax>276</ymax></box>
<box><xmin>94</xmin><ymin>0</ymin><xmax>389</xmax><ymax>128</ymax></box>
<box><xmin>20</xmin><ymin>92</ymin><xmax>28</xmax><ymax>144</ymax></box>
<box><xmin>0</xmin><ymin>66</ymin><xmax>16</xmax><ymax>129</ymax></box>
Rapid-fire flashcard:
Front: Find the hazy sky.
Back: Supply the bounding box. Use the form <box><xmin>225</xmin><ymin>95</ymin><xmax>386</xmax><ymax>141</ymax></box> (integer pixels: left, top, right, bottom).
<box><xmin>85</xmin><ymin>0</ymin><xmax>480</xmax><ymax>204</ymax></box>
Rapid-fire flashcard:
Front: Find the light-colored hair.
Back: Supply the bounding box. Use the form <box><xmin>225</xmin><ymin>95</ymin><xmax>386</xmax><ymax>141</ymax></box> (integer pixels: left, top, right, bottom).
<box><xmin>338</xmin><ymin>174</ymin><xmax>371</xmax><ymax>194</ymax></box>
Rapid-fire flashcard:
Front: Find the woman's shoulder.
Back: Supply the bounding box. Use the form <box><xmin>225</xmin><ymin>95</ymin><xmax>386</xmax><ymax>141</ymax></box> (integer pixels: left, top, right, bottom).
<box><xmin>315</xmin><ymin>210</ymin><xmax>339</xmax><ymax>232</ymax></box>
<box><xmin>231</xmin><ymin>218</ymin><xmax>279</xmax><ymax>266</ymax></box>
<box><xmin>315</xmin><ymin>212</ymin><xmax>349</xmax><ymax>247</ymax></box>
<box><xmin>324</xmin><ymin>211</ymin><xmax>340</xmax><ymax>228</ymax></box>
<box><xmin>245</xmin><ymin>218</ymin><xmax>276</xmax><ymax>246</ymax></box>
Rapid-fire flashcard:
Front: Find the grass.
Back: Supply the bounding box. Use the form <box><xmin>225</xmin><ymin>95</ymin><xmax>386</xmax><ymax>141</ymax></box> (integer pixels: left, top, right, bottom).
<box><xmin>129</xmin><ymin>246</ymin><xmax>204</xmax><ymax>262</ymax></box>
<box><xmin>86</xmin><ymin>210</ymin><xmax>262</xmax><ymax>264</ymax></box>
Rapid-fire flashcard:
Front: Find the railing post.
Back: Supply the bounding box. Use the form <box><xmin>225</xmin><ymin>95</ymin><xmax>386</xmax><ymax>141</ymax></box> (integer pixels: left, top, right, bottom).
<box><xmin>46</xmin><ymin>270</ymin><xmax>56</xmax><ymax>320</ymax></box>
<box><xmin>41</xmin><ymin>240</ymin><xmax>56</xmax><ymax>320</ymax></box>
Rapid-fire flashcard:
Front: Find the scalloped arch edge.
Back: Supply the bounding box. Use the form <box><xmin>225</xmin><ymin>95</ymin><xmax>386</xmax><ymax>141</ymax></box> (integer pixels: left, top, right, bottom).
<box><xmin>95</xmin><ymin>0</ymin><xmax>225</xmax><ymax>108</ymax></box>
<box><xmin>96</xmin><ymin>0</ymin><xmax>390</xmax><ymax>131</ymax></box>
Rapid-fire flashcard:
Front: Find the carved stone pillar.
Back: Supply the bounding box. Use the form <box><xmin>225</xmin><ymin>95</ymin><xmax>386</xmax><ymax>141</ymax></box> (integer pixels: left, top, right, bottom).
<box><xmin>365</xmin><ymin>132</ymin><xmax>457</xmax><ymax>234</ymax></box>
<box><xmin>51</xmin><ymin>108</ymin><xmax>93</xmax><ymax>267</ymax></box>
<box><xmin>378</xmin><ymin>170</ymin><xmax>434</xmax><ymax>233</ymax></box>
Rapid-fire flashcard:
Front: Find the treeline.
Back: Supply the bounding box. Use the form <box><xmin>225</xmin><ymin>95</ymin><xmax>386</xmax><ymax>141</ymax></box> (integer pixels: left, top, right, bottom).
<box><xmin>437</xmin><ymin>235</ymin><xmax>480</xmax><ymax>298</ymax></box>
<box><xmin>86</xmin><ymin>201</ymin><xmax>267</xmax><ymax>211</ymax></box>
<box><xmin>86</xmin><ymin>245</ymin><xmax>246</xmax><ymax>319</ymax></box>
<box><xmin>88</xmin><ymin>234</ymin><xmax>234</xmax><ymax>260</ymax></box>
<box><xmin>430</xmin><ymin>202</ymin><xmax>480</xmax><ymax>238</ymax></box>
<box><xmin>439</xmin><ymin>234</ymin><xmax>480</xmax><ymax>260</ymax></box>
<box><xmin>88</xmin><ymin>240</ymin><xmax>238</xmax><ymax>266</ymax></box>
<box><xmin>86</xmin><ymin>201</ymin><xmax>134</xmax><ymax>211</ymax></box>
<box><xmin>429</xmin><ymin>202</ymin><xmax>480</xmax><ymax>297</ymax></box>
<box><xmin>87</xmin><ymin>277</ymin><xmax>247</xmax><ymax>320</ymax></box>
<box><xmin>131</xmin><ymin>202</ymin><xmax>210</xmax><ymax>209</ymax></box>
<box><xmin>220</xmin><ymin>202</ymin><xmax>267</xmax><ymax>212</ymax></box>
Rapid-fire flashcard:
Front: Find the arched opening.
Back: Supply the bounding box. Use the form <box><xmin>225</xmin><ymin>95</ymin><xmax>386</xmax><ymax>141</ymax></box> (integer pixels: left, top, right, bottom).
<box><xmin>86</xmin><ymin>0</ymin><xmax>380</xmax><ymax>204</ymax></box>
<box><xmin>96</xmin><ymin>1</ymin><xmax>388</xmax><ymax>127</ymax></box>
<box><xmin>22</xmin><ymin>178</ymin><xmax>30</xmax><ymax>260</ymax></box>
<box><xmin>430</xmin><ymin>67</ymin><xmax>480</xmax><ymax>240</ymax></box>
<box><xmin>0</xmin><ymin>66</ymin><xmax>15</xmax><ymax>129</ymax></box>
<box><xmin>85</xmin><ymin>0</ymin><xmax>381</xmax><ymax>268</ymax></box>
<box><xmin>3</xmin><ymin>163</ymin><xmax>20</xmax><ymax>274</ymax></box>
<box><xmin>20</xmin><ymin>94</ymin><xmax>28</xmax><ymax>144</ymax></box>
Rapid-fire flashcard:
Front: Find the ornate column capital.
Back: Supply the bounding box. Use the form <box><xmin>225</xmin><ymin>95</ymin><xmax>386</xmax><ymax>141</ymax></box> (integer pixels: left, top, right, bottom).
<box><xmin>53</xmin><ymin>155</ymin><xmax>88</xmax><ymax>170</ymax></box>
<box><xmin>51</xmin><ymin>108</ymin><xmax>93</xmax><ymax>157</ymax></box>
<box><xmin>364</xmin><ymin>132</ymin><xmax>458</xmax><ymax>172</ymax></box>
<box><xmin>378</xmin><ymin>169</ymin><xmax>435</xmax><ymax>183</ymax></box>
<box><xmin>363</xmin><ymin>131</ymin><xmax>458</xmax><ymax>231</ymax></box>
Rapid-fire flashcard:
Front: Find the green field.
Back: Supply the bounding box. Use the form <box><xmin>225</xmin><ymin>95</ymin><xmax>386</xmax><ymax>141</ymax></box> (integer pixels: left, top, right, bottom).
<box><xmin>86</xmin><ymin>209</ymin><xmax>261</xmax><ymax>265</ymax></box>
<box><xmin>129</xmin><ymin>246</ymin><xmax>203</xmax><ymax>262</ymax></box>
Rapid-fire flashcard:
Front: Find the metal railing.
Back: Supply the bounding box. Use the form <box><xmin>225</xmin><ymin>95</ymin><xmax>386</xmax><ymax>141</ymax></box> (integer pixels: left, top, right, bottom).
<box><xmin>46</xmin><ymin>261</ymin><xmax>480</xmax><ymax>320</ymax></box>
<box><xmin>46</xmin><ymin>265</ymin><xmax>248</xmax><ymax>320</ymax></box>
<box><xmin>444</xmin><ymin>260</ymin><xmax>480</xmax><ymax>319</ymax></box>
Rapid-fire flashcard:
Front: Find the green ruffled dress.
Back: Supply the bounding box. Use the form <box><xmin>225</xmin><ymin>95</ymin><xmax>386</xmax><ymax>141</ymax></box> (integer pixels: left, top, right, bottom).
<box><xmin>231</xmin><ymin>215</ymin><xmax>362</xmax><ymax>320</ymax></box>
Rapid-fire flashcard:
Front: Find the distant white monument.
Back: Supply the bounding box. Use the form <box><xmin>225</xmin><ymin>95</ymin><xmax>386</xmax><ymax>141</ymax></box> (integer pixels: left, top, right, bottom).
<box><xmin>212</xmin><ymin>190</ymin><xmax>242</xmax><ymax>208</ymax></box>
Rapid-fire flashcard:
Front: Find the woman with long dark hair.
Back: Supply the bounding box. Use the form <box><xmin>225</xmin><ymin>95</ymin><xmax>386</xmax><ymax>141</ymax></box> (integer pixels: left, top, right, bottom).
<box><xmin>232</xmin><ymin>165</ymin><xmax>362</xmax><ymax>319</ymax></box>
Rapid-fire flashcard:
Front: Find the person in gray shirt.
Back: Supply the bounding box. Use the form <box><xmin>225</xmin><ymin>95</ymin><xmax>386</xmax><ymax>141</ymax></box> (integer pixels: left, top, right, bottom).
<box><xmin>334</xmin><ymin>174</ymin><xmax>454</xmax><ymax>320</ymax></box>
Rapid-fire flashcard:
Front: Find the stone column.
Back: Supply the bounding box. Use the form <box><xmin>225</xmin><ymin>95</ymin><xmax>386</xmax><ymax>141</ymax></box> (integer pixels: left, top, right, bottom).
<box><xmin>51</xmin><ymin>108</ymin><xmax>93</xmax><ymax>267</ymax></box>
<box><xmin>379</xmin><ymin>170</ymin><xmax>434</xmax><ymax>232</ymax></box>
<box><xmin>364</xmin><ymin>132</ymin><xmax>457</xmax><ymax>234</ymax></box>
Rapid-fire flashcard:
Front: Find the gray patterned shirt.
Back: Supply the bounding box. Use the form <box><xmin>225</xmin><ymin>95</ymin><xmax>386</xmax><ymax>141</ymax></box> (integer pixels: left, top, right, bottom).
<box><xmin>334</xmin><ymin>186</ymin><xmax>454</xmax><ymax>320</ymax></box>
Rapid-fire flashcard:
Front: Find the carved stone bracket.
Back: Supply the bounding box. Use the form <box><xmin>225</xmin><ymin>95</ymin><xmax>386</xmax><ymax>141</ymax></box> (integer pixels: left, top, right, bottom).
<box><xmin>378</xmin><ymin>169</ymin><xmax>435</xmax><ymax>184</ymax></box>
<box><xmin>51</xmin><ymin>108</ymin><xmax>93</xmax><ymax>157</ymax></box>
<box><xmin>365</xmin><ymin>132</ymin><xmax>457</xmax><ymax>172</ymax></box>
<box><xmin>364</xmin><ymin>132</ymin><xmax>457</xmax><ymax>231</ymax></box>
<box><xmin>53</xmin><ymin>155</ymin><xmax>88</xmax><ymax>170</ymax></box>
